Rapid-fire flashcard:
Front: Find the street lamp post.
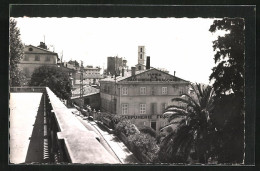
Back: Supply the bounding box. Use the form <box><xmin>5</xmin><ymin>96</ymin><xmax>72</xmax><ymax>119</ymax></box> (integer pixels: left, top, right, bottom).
<box><xmin>80</xmin><ymin>61</ymin><xmax>84</xmax><ymax>113</ymax></box>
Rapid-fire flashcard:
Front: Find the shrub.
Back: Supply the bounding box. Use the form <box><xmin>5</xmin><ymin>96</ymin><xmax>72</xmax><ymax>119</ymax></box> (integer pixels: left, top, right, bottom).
<box><xmin>139</xmin><ymin>126</ymin><xmax>157</xmax><ymax>138</ymax></box>
<box><xmin>114</xmin><ymin>119</ymin><xmax>131</xmax><ymax>136</ymax></box>
<box><xmin>128</xmin><ymin>133</ymin><xmax>159</xmax><ymax>162</ymax></box>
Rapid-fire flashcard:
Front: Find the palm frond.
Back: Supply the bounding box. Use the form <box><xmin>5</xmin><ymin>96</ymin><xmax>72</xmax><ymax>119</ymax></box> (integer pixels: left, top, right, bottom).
<box><xmin>166</xmin><ymin>104</ymin><xmax>187</xmax><ymax>111</ymax></box>
<box><xmin>179</xmin><ymin>93</ymin><xmax>201</xmax><ymax>109</ymax></box>
<box><xmin>171</xmin><ymin>97</ymin><xmax>197</xmax><ymax>109</ymax></box>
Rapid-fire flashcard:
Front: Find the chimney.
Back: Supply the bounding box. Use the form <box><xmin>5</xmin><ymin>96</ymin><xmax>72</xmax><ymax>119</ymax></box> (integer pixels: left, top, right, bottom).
<box><xmin>146</xmin><ymin>56</ymin><xmax>150</xmax><ymax>70</ymax></box>
<box><xmin>131</xmin><ymin>67</ymin><xmax>136</xmax><ymax>76</ymax></box>
<box><xmin>122</xmin><ymin>68</ymin><xmax>125</xmax><ymax>77</ymax></box>
<box><xmin>174</xmin><ymin>71</ymin><xmax>176</xmax><ymax>76</ymax></box>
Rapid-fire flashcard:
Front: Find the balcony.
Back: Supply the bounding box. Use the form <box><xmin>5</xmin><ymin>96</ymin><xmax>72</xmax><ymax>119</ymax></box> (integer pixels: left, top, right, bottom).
<box><xmin>9</xmin><ymin>87</ymin><xmax>119</xmax><ymax>164</ymax></box>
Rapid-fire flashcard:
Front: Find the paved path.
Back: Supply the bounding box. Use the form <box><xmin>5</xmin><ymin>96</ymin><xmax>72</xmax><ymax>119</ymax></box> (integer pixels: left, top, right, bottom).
<box><xmin>74</xmin><ymin>115</ymin><xmax>139</xmax><ymax>164</ymax></box>
<box><xmin>90</xmin><ymin>122</ymin><xmax>139</xmax><ymax>164</ymax></box>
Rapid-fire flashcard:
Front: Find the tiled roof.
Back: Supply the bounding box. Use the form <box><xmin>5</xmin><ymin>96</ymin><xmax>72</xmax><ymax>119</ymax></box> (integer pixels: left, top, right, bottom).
<box><xmin>71</xmin><ymin>85</ymin><xmax>100</xmax><ymax>98</ymax></box>
<box><xmin>100</xmin><ymin>69</ymin><xmax>148</xmax><ymax>82</ymax></box>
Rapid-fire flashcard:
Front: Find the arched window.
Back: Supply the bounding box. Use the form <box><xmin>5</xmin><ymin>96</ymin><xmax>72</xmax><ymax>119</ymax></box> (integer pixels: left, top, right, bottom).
<box><xmin>140</xmin><ymin>54</ymin><xmax>142</xmax><ymax>59</ymax></box>
<box><xmin>140</xmin><ymin>48</ymin><xmax>142</xmax><ymax>52</ymax></box>
<box><xmin>138</xmin><ymin>66</ymin><xmax>141</xmax><ymax>70</ymax></box>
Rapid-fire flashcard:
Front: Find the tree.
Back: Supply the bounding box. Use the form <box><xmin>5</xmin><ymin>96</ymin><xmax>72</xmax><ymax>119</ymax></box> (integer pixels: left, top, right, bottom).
<box><xmin>209</xmin><ymin>18</ymin><xmax>244</xmax><ymax>97</ymax></box>
<box><xmin>158</xmin><ymin>84</ymin><xmax>215</xmax><ymax>163</ymax></box>
<box><xmin>30</xmin><ymin>66</ymin><xmax>72</xmax><ymax>100</ymax></box>
<box><xmin>209</xmin><ymin>18</ymin><xmax>245</xmax><ymax>163</ymax></box>
<box><xmin>68</xmin><ymin>60</ymin><xmax>79</xmax><ymax>68</ymax></box>
<box><xmin>9</xmin><ymin>18</ymin><xmax>26</xmax><ymax>86</ymax></box>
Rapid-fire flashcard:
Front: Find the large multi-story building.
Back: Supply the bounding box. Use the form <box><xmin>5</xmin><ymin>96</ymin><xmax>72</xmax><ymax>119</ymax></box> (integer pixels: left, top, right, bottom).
<box><xmin>99</xmin><ymin>46</ymin><xmax>190</xmax><ymax>132</ymax></box>
<box><xmin>74</xmin><ymin>65</ymin><xmax>103</xmax><ymax>88</ymax></box>
<box><xmin>19</xmin><ymin>42</ymin><xmax>59</xmax><ymax>82</ymax></box>
<box><xmin>107</xmin><ymin>56</ymin><xmax>127</xmax><ymax>76</ymax></box>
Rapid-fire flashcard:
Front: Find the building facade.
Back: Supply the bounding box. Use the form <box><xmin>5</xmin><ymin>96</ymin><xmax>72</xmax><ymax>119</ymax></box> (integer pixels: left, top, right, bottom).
<box><xmin>19</xmin><ymin>43</ymin><xmax>59</xmax><ymax>83</ymax></box>
<box><xmin>73</xmin><ymin>65</ymin><xmax>103</xmax><ymax>88</ymax></box>
<box><xmin>83</xmin><ymin>66</ymin><xmax>103</xmax><ymax>85</ymax></box>
<box><xmin>107</xmin><ymin>56</ymin><xmax>127</xmax><ymax>76</ymax></box>
<box><xmin>99</xmin><ymin>68</ymin><xmax>189</xmax><ymax>132</ymax></box>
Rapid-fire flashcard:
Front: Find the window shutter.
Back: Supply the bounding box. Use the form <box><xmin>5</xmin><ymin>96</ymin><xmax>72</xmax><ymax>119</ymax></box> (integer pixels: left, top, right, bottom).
<box><xmin>151</xmin><ymin>103</ymin><xmax>154</xmax><ymax>114</ymax></box>
<box><xmin>154</xmin><ymin>103</ymin><xmax>157</xmax><ymax>114</ymax></box>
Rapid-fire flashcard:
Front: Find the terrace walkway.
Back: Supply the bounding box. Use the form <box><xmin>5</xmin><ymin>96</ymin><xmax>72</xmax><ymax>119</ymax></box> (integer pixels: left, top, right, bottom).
<box><xmin>74</xmin><ymin>115</ymin><xmax>139</xmax><ymax>164</ymax></box>
<box><xmin>9</xmin><ymin>92</ymin><xmax>44</xmax><ymax>164</ymax></box>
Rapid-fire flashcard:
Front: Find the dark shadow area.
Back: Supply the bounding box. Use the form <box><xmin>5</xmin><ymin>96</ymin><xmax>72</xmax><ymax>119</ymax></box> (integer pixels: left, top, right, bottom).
<box><xmin>25</xmin><ymin>94</ymin><xmax>44</xmax><ymax>163</ymax></box>
<box><xmin>124</xmin><ymin>153</ymin><xmax>140</xmax><ymax>164</ymax></box>
<box><xmin>96</xmin><ymin>122</ymin><xmax>109</xmax><ymax>132</ymax></box>
<box><xmin>111</xmin><ymin>136</ymin><xmax>121</xmax><ymax>143</ymax></box>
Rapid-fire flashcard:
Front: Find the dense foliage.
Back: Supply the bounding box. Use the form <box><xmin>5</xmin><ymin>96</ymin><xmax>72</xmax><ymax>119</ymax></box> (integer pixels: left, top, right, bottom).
<box><xmin>30</xmin><ymin>65</ymin><xmax>72</xmax><ymax>100</ymax></box>
<box><xmin>209</xmin><ymin>18</ymin><xmax>245</xmax><ymax>163</ymax></box>
<box><xmin>9</xmin><ymin>18</ymin><xmax>26</xmax><ymax>86</ymax></box>
<box><xmin>114</xmin><ymin>119</ymin><xmax>159</xmax><ymax>163</ymax></box>
<box><xmin>209</xmin><ymin>18</ymin><xmax>244</xmax><ymax>97</ymax></box>
<box><xmin>114</xmin><ymin>119</ymin><xmax>139</xmax><ymax>137</ymax></box>
<box><xmin>139</xmin><ymin>126</ymin><xmax>157</xmax><ymax>138</ymax></box>
<box><xmin>128</xmin><ymin>133</ymin><xmax>159</xmax><ymax>162</ymax></box>
<box><xmin>159</xmin><ymin>84</ymin><xmax>216</xmax><ymax>163</ymax></box>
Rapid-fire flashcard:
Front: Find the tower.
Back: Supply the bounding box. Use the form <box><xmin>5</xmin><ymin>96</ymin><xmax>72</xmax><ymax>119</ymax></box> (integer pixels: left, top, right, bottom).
<box><xmin>138</xmin><ymin>46</ymin><xmax>146</xmax><ymax>65</ymax></box>
<box><xmin>136</xmin><ymin>46</ymin><xmax>146</xmax><ymax>70</ymax></box>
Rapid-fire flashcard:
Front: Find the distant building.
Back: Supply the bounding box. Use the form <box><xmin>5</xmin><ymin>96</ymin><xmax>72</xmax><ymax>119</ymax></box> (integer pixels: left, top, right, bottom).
<box><xmin>71</xmin><ymin>85</ymin><xmax>100</xmax><ymax>110</ymax></box>
<box><xmin>74</xmin><ymin>65</ymin><xmax>103</xmax><ymax>88</ymax></box>
<box><xmin>107</xmin><ymin>56</ymin><xmax>127</xmax><ymax>76</ymax></box>
<box><xmin>135</xmin><ymin>46</ymin><xmax>146</xmax><ymax>71</ymax></box>
<box><xmin>99</xmin><ymin>46</ymin><xmax>190</xmax><ymax>132</ymax></box>
<box><xmin>19</xmin><ymin>42</ymin><xmax>59</xmax><ymax>83</ymax></box>
<box><xmin>84</xmin><ymin>65</ymin><xmax>103</xmax><ymax>85</ymax></box>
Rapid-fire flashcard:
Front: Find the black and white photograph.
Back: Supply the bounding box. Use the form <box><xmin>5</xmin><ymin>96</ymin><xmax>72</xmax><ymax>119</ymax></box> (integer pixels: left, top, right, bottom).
<box><xmin>8</xmin><ymin>5</ymin><xmax>255</xmax><ymax>166</ymax></box>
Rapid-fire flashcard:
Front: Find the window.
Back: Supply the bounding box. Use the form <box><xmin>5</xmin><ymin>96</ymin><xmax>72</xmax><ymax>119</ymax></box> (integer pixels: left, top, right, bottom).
<box><xmin>143</xmin><ymin>121</ymin><xmax>146</xmax><ymax>126</ymax></box>
<box><xmin>23</xmin><ymin>55</ymin><xmax>29</xmax><ymax>61</ymax></box>
<box><xmin>179</xmin><ymin>87</ymin><xmax>185</xmax><ymax>95</ymax></box>
<box><xmin>140</xmin><ymin>104</ymin><xmax>146</xmax><ymax>114</ymax></box>
<box><xmin>151</xmin><ymin>87</ymin><xmax>155</xmax><ymax>95</ymax></box>
<box><xmin>122</xmin><ymin>104</ymin><xmax>128</xmax><ymax>115</ymax></box>
<box><xmin>151</xmin><ymin>103</ymin><xmax>157</xmax><ymax>115</ymax></box>
<box><xmin>138</xmin><ymin>66</ymin><xmax>141</xmax><ymax>70</ymax></box>
<box><xmin>122</xmin><ymin>87</ymin><xmax>128</xmax><ymax>95</ymax></box>
<box><xmin>151</xmin><ymin>121</ymin><xmax>156</xmax><ymax>130</ymax></box>
<box><xmin>140</xmin><ymin>87</ymin><xmax>146</xmax><ymax>95</ymax></box>
<box><xmin>140</xmin><ymin>54</ymin><xmax>142</xmax><ymax>59</ymax></box>
<box><xmin>162</xmin><ymin>87</ymin><xmax>168</xmax><ymax>95</ymax></box>
<box><xmin>45</xmin><ymin>56</ymin><xmax>50</xmax><ymax>61</ymax></box>
<box><xmin>161</xmin><ymin>103</ymin><xmax>166</xmax><ymax>113</ymax></box>
<box><xmin>140</xmin><ymin>48</ymin><xmax>142</xmax><ymax>52</ymax></box>
<box><xmin>35</xmin><ymin>55</ymin><xmax>40</xmax><ymax>61</ymax></box>
<box><xmin>29</xmin><ymin>47</ymin><xmax>33</xmax><ymax>51</ymax></box>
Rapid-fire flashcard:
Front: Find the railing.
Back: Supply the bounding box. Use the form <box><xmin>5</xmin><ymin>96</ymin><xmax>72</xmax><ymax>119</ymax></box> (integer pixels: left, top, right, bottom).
<box><xmin>45</xmin><ymin>87</ymin><xmax>119</xmax><ymax>164</ymax></box>
<box><xmin>10</xmin><ymin>86</ymin><xmax>46</xmax><ymax>92</ymax></box>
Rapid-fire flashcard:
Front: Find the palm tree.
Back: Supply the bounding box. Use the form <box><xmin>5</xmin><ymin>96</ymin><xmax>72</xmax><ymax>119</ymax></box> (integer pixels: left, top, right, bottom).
<box><xmin>158</xmin><ymin>83</ymin><xmax>215</xmax><ymax>163</ymax></box>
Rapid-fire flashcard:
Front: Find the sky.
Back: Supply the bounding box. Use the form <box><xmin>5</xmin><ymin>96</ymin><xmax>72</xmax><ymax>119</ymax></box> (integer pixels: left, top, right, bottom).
<box><xmin>14</xmin><ymin>17</ymin><xmax>223</xmax><ymax>84</ymax></box>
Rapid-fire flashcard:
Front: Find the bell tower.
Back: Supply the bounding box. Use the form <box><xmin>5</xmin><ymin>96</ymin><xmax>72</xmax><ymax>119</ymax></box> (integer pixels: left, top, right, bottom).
<box><xmin>136</xmin><ymin>46</ymin><xmax>146</xmax><ymax>70</ymax></box>
<box><xmin>138</xmin><ymin>46</ymin><xmax>146</xmax><ymax>65</ymax></box>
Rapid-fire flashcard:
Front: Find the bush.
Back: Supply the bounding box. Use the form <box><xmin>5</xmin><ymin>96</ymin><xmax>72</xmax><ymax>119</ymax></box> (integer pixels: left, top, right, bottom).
<box><xmin>114</xmin><ymin>119</ymin><xmax>139</xmax><ymax>137</ymax></box>
<box><xmin>139</xmin><ymin>126</ymin><xmax>157</xmax><ymax>138</ymax></box>
<box><xmin>128</xmin><ymin>133</ymin><xmax>159</xmax><ymax>162</ymax></box>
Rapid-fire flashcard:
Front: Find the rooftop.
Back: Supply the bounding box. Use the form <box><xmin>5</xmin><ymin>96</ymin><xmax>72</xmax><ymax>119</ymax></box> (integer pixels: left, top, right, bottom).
<box><xmin>71</xmin><ymin>85</ymin><xmax>100</xmax><ymax>98</ymax></box>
